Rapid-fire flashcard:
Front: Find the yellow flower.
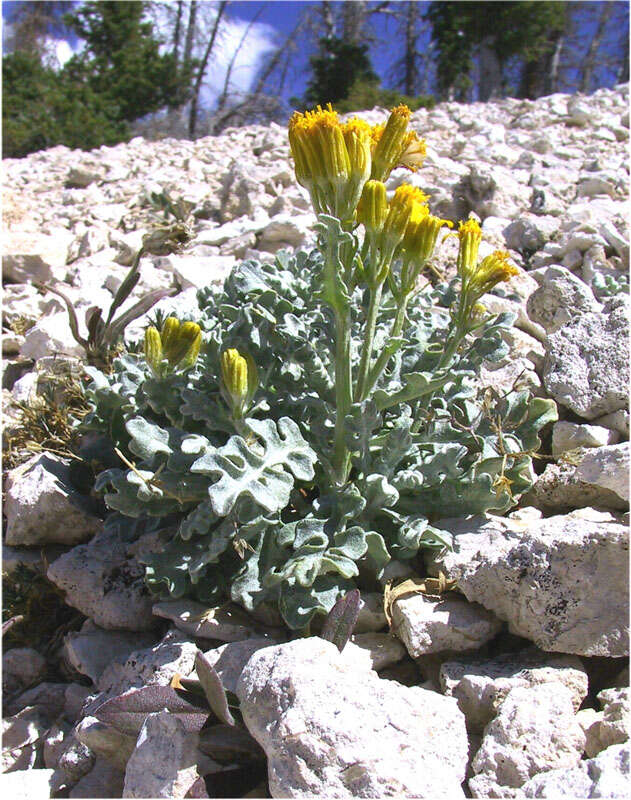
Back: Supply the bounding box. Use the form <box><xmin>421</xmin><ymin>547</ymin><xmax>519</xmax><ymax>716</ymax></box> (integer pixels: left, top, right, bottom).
<box><xmin>221</xmin><ymin>348</ymin><xmax>258</xmax><ymax>418</ymax></box>
<box><xmin>402</xmin><ymin>207</ymin><xmax>452</xmax><ymax>267</ymax></box>
<box><xmin>144</xmin><ymin>317</ymin><xmax>202</xmax><ymax>376</ymax></box>
<box><xmin>456</xmin><ymin>218</ymin><xmax>483</xmax><ymax>280</ymax></box>
<box><xmin>356</xmin><ymin>180</ymin><xmax>388</xmax><ymax>235</ymax></box>
<box><xmin>370</xmin><ymin>105</ymin><xmax>426</xmax><ymax>182</ymax></box>
<box><xmin>288</xmin><ymin>105</ymin><xmax>371</xmax><ymax>219</ymax></box>
<box><xmin>469</xmin><ymin>250</ymin><xmax>520</xmax><ymax>298</ymax></box>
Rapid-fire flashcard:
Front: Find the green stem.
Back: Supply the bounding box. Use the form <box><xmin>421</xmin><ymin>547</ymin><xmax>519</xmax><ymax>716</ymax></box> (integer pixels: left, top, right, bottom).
<box><xmin>355</xmin><ymin>281</ymin><xmax>383</xmax><ymax>401</ymax></box>
<box><xmin>333</xmin><ymin>310</ymin><xmax>352</xmax><ymax>484</ymax></box>
<box><xmin>362</xmin><ymin>293</ymin><xmax>410</xmax><ymax>400</ymax></box>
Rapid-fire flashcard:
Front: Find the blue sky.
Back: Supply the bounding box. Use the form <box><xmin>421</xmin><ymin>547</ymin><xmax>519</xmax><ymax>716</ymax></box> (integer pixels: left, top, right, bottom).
<box><xmin>3</xmin><ymin>1</ymin><xmax>629</xmax><ymax>108</ymax></box>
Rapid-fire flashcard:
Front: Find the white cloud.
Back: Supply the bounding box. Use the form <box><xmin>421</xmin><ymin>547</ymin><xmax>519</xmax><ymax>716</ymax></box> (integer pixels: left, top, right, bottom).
<box><xmin>53</xmin><ymin>38</ymin><xmax>78</xmax><ymax>67</ymax></box>
<box><xmin>149</xmin><ymin>0</ymin><xmax>278</xmax><ymax>109</ymax></box>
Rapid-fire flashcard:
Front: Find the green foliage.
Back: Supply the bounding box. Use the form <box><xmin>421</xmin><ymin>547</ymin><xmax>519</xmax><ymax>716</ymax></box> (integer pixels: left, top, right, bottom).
<box><xmin>425</xmin><ymin>1</ymin><xmax>567</xmax><ymax>99</ymax></box>
<box><xmin>303</xmin><ymin>37</ymin><xmax>379</xmax><ymax>107</ymax></box>
<box><xmin>85</xmin><ymin>244</ymin><xmax>555</xmax><ymax>630</ymax></box>
<box><xmin>2</xmin><ymin>50</ymin><xmax>125</xmax><ymax>158</ymax></box>
<box><xmin>335</xmin><ymin>80</ymin><xmax>436</xmax><ymax>114</ymax></box>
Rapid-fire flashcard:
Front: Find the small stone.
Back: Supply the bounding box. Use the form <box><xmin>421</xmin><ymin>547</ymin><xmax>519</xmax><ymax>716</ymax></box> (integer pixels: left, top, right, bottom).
<box><xmin>392</xmin><ymin>593</ymin><xmax>502</xmax><ymax>657</ymax></box>
<box><xmin>598</xmin><ymin>688</ymin><xmax>630</xmax><ymax>751</ymax></box>
<box><xmin>152</xmin><ymin>600</ymin><xmax>284</xmax><ymax>642</ymax></box>
<box><xmin>75</xmin><ymin>717</ymin><xmax>136</xmax><ymax>772</ymax></box>
<box><xmin>122</xmin><ymin>712</ymin><xmax>200</xmax><ymax>798</ymax></box>
<box><xmin>20</xmin><ymin>313</ymin><xmax>84</xmax><ymax>360</ymax></box>
<box><xmin>201</xmin><ymin>638</ymin><xmax>274</xmax><ymax>694</ymax></box>
<box><xmin>430</xmin><ymin>508</ymin><xmax>629</xmax><ymax>657</ymax></box>
<box><xmin>47</xmin><ymin>527</ymin><xmax>157</xmax><ymax>631</ymax></box>
<box><xmin>552</xmin><ymin>421</ymin><xmax>619</xmax><ymax>456</ymax></box>
<box><xmin>576</xmin><ymin>708</ymin><xmax>605</xmax><ymax>758</ymax></box>
<box><xmin>596</xmin><ymin>409</ymin><xmax>630</xmax><ymax>438</ymax></box>
<box><xmin>354</xmin><ymin>591</ymin><xmax>387</xmax><ymax>632</ymax></box>
<box><xmin>469</xmin><ymin>683</ymin><xmax>585</xmax><ymax>797</ymax></box>
<box><xmin>522</xmin><ymin>743</ymin><xmax>630</xmax><ymax>798</ymax></box>
<box><xmin>63</xmin><ymin>626</ymin><xmax>156</xmax><ymax>684</ymax></box>
<box><xmin>1</xmin><ymin>769</ymin><xmax>55</xmax><ymax>799</ymax></box>
<box><xmin>440</xmin><ymin>647</ymin><xmax>588</xmax><ymax>733</ymax></box>
<box><xmin>4</xmin><ymin>454</ymin><xmax>101</xmax><ymax>546</ymax></box>
<box><xmin>2</xmin><ymin>647</ymin><xmax>47</xmax><ymax>695</ymax></box>
<box><xmin>69</xmin><ymin>758</ymin><xmax>125</xmax><ymax>798</ymax></box>
<box><xmin>527</xmin><ymin>265</ymin><xmax>601</xmax><ymax>334</ymax></box>
<box><xmin>350</xmin><ymin>632</ymin><xmax>407</xmax><ymax>670</ymax></box>
<box><xmin>237</xmin><ymin>637</ymin><xmax>468</xmax><ymax>798</ymax></box>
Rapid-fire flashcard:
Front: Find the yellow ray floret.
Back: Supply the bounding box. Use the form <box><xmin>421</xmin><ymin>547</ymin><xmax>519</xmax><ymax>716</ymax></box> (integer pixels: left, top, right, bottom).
<box><xmin>403</xmin><ymin>209</ymin><xmax>453</xmax><ymax>267</ymax></box>
<box><xmin>470</xmin><ymin>250</ymin><xmax>520</xmax><ymax>297</ymax></box>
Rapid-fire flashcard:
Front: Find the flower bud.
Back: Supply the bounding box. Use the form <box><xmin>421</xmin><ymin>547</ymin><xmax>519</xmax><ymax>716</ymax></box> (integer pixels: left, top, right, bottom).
<box><xmin>456</xmin><ymin>218</ymin><xmax>483</xmax><ymax>280</ymax></box>
<box><xmin>370</xmin><ymin>105</ymin><xmax>426</xmax><ymax>182</ymax></box>
<box><xmin>221</xmin><ymin>348</ymin><xmax>258</xmax><ymax>418</ymax></box>
<box><xmin>144</xmin><ymin>326</ymin><xmax>163</xmax><ymax>374</ymax></box>
<box><xmin>356</xmin><ymin>180</ymin><xmax>388</xmax><ymax>235</ymax></box>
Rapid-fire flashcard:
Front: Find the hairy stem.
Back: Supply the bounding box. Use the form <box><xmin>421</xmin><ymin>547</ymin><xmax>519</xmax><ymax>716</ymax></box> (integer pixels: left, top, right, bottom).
<box><xmin>362</xmin><ymin>293</ymin><xmax>410</xmax><ymax>400</ymax></box>
<box><xmin>355</xmin><ymin>282</ymin><xmax>383</xmax><ymax>401</ymax></box>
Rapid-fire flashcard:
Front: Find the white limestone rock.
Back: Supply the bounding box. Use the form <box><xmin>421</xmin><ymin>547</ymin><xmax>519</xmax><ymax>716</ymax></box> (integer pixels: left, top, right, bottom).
<box><xmin>4</xmin><ymin>454</ymin><xmax>101</xmax><ymax>546</ymax></box>
<box><xmin>63</xmin><ymin>625</ymin><xmax>156</xmax><ymax>684</ymax></box>
<box><xmin>152</xmin><ymin>600</ymin><xmax>284</xmax><ymax>642</ymax></box>
<box><xmin>392</xmin><ymin>593</ymin><xmax>503</xmax><ymax>657</ymax></box>
<box><xmin>47</xmin><ymin>527</ymin><xmax>158</xmax><ymax>631</ymax></box>
<box><xmin>3</xmin><ymin>230</ymin><xmax>72</xmax><ymax>283</ymax></box>
<box><xmin>237</xmin><ymin>637</ymin><xmax>469</xmax><ymax>798</ymax></box>
<box><xmin>2</xmin><ymin>647</ymin><xmax>47</xmax><ymax>695</ymax></box>
<box><xmin>68</xmin><ymin>758</ymin><xmax>125</xmax><ymax>799</ymax></box>
<box><xmin>1</xmin><ymin>768</ymin><xmax>55</xmax><ymax>799</ymax></box>
<box><xmin>469</xmin><ymin>684</ymin><xmax>585</xmax><ymax>798</ymax></box>
<box><xmin>522</xmin><ymin>743</ymin><xmax>630</xmax><ymax>798</ymax></box>
<box><xmin>199</xmin><ymin>638</ymin><xmax>276</xmax><ymax>694</ymax></box>
<box><xmin>527</xmin><ymin>265</ymin><xmax>601</xmax><ymax>334</ymax></box>
<box><xmin>122</xmin><ymin>712</ymin><xmax>200</xmax><ymax>799</ymax></box>
<box><xmin>350</xmin><ymin>632</ymin><xmax>407</xmax><ymax>671</ymax></box>
<box><xmin>20</xmin><ymin>313</ymin><xmax>85</xmax><ymax>360</ymax></box>
<box><xmin>542</xmin><ymin>296</ymin><xmax>629</xmax><ymax>419</ymax></box>
<box><xmin>440</xmin><ymin>647</ymin><xmax>588</xmax><ymax>733</ymax></box>
<box><xmin>552</xmin><ymin>421</ymin><xmax>619</xmax><ymax>455</ymax></box>
<box><xmin>598</xmin><ymin>688</ymin><xmax>630</xmax><ymax>751</ymax></box>
<box><xmin>430</xmin><ymin>508</ymin><xmax>629</xmax><ymax>656</ymax></box>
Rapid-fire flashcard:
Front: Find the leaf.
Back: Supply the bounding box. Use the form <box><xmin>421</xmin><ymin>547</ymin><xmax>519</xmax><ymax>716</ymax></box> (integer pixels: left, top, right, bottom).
<box><xmin>36</xmin><ymin>282</ymin><xmax>88</xmax><ymax>348</ymax></box>
<box><xmin>105</xmin><ymin>250</ymin><xmax>142</xmax><ymax>325</ymax></box>
<box><xmin>94</xmin><ymin>685</ymin><xmax>208</xmax><ymax>735</ymax></box>
<box><xmin>194</xmin><ymin>650</ymin><xmax>235</xmax><ymax>727</ymax></box>
<box><xmin>374</xmin><ymin>371</ymin><xmax>450</xmax><ymax>410</ymax></box>
<box><xmin>320</xmin><ymin>588</ymin><xmax>361</xmax><ymax>651</ymax></box>
<box><xmin>189</xmin><ymin>417</ymin><xmax>316</xmax><ymax>516</ymax></box>
<box><xmin>126</xmin><ymin>418</ymin><xmax>173</xmax><ymax>461</ymax></box>
<box><xmin>108</xmin><ymin>287</ymin><xmax>177</xmax><ymax>343</ymax></box>
<box><xmin>383</xmin><ymin>572</ymin><xmax>457</xmax><ymax>628</ymax></box>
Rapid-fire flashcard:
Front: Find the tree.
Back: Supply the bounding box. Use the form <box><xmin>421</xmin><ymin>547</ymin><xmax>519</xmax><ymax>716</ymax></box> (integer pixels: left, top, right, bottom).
<box><xmin>3</xmin><ymin>1</ymin><xmax>75</xmax><ymax>64</ymax></box>
<box><xmin>425</xmin><ymin>1</ymin><xmax>567</xmax><ymax>101</ymax></box>
<box><xmin>188</xmin><ymin>0</ymin><xmax>228</xmax><ymax>137</ymax></box>
<box><xmin>580</xmin><ymin>1</ymin><xmax>615</xmax><ymax>93</ymax></box>
<box><xmin>63</xmin><ymin>1</ymin><xmax>193</xmax><ymax>122</ymax></box>
<box><xmin>3</xmin><ymin>50</ymin><xmax>125</xmax><ymax>157</ymax></box>
<box><xmin>303</xmin><ymin>37</ymin><xmax>378</xmax><ymax>107</ymax></box>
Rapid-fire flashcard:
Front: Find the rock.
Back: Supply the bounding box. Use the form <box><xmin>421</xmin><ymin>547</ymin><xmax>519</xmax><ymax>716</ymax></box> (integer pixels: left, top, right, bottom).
<box><xmin>64</xmin><ymin>684</ymin><xmax>93</xmax><ymax>724</ymax></box>
<box><xmin>4</xmin><ymin>682</ymin><xmax>68</xmax><ymax>719</ymax></box>
<box><xmin>1</xmin><ymin>769</ymin><xmax>55</xmax><ymax>799</ymax></box>
<box><xmin>237</xmin><ymin>637</ymin><xmax>468</xmax><ymax>798</ymax></box>
<box><xmin>350</xmin><ymin>632</ymin><xmax>407</xmax><ymax>670</ymax></box>
<box><xmin>47</xmin><ymin>527</ymin><xmax>157</xmax><ymax>631</ymax></box>
<box><xmin>469</xmin><ymin>684</ymin><xmax>585</xmax><ymax>798</ymax></box>
<box><xmin>258</xmin><ymin>213</ymin><xmax>312</xmax><ymax>249</ymax></box>
<box><xmin>3</xmin><ymin>231</ymin><xmax>72</xmax><ymax>283</ymax></box>
<box><xmin>597</xmin><ymin>688</ymin><xmax>630</xmax><ymax>751</ymax></box>
<box><xmin>56</xmin><ymin>734</ymin><xmax>95</xmax><ymax>784</ymax></box>
<box><xmin>63</xmin><ymin>625</ymin><xmax>156</xmax><ymax>684</ymax></box>
<box><xmin>163</xmin><ymin>254</ymin><xmax>235</xmax><ymax>290</ymax></box>
<box><xmin>543</xmin><ymin>297</ymin><xmax>629</xmax><ymax>419</ymax></box>
<box><xmin>122</xmin><ymin>711</ymin><xmax>200</xmax><ymax>798</ymax></box>
<box><xmin>152</xmin><ymin>600</ymin><xmax>284</xmax><ymax>642</ymax></box>
<box><xmin>2</xmin><ymin>705</ymin><xmax>50</xmax><ymax>772</ymax></box>
<box><xmin>430</xmin><ymin>508</ymin><xmax>629</xmax><ymax>656</ymax></box>
<box><xmin>201</xmin><ymin>638</ymin><xmax>274</xmax><ymax>693</ymax></box>
<box><xmin>43</xmin><ymin>722</ymin><xmax>70</xmax><ymax>769</ymax></box>
<box><xmin>440</xmin><ymin>647</ymin><xmax>588</xmax><ymax>732</ymax></box>
<box><xmin>595</xmin><ymin>409</ymin><xmax>630</xmax><ymax>438</ymax></box>
<box><xmin>522</xmin><ymin>743</ymin><xmax>630</xmax><ymax>798</ymax></box>
<box><xmin>525</xmin><ymin>443</ymin><xmax>629</xmax><ymax>512</ymax></box>
<box><xmin>65</xmin><ymin>167</ymin><xmax>102</xmax><ymax>188</ymax></box>
<box><xmin>503</xmin><ymin>216</ymin><xmax>557</xmax><ymax>254</ymax></box>
<box><xmin>552</xmin><ymin>421</ymin><xmax>619</xmax><ymax>456</ymax></box>
<box><xmin>69</xmin><ymin>758</ymin><xmax>125</xmax><ymax>798</ymax></box>
<box><xmin>75</xmin><ymin>717</ymin><xmax>136</xmax><ymax>772</ymax></box>
<box><xmin>392</xmin><ymin>593</ymin><xmax>503</xmax><ymax>657</ymax></box>
<box><xmin>4</xmin><ymin>454</ymin><xmax>100</xmax><ymax>546</ymax></box>
<box><xmin>2</xmin><ymin>647</ymin><xmax>47</xmax><ymax>695</ymax></box>
<box><xmin>576</xmin><ymin>708</ymin><xmax>606</xmax><ymax>758</ymax></box>
<box><xmin>97</xmin><ymin>629</ymin><xmax>198</xmax><ymax>695</ymax></box>
<box><xmin>354</xmin><ymin>591</ymin><xmax>388</xmax><ymax>632</ymax></box>
<box><xmin>527</xmin><ymin>265</ymin><xmax>601</xmax><ymax>334</ymax></box>
<box><xmin>19</xmin><ymin>312</ymin><xmax>85</xmax><ymax>360</ymax></box>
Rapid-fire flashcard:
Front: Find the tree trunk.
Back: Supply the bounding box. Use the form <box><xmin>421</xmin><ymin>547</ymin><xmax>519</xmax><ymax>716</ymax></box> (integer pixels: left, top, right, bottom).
<box><xmin>580</xmin><ymin>0</ymin><xmax>614</xmax><ymax>93</ymax></box>
<box><xmin>477</xmin><ymin>36</ymin><xmax>502</xmax><ymax>101</ymax></box>
<box><xmin>188</xmin><ymin>0</ymin><xmax>227</xmax><ymax>138</ymax></box>
<box><xmin>342</xmin><ymin>0</ymin><xmax>367</xmax><ymax>45</ymax></box>
<box><xmin>546</xmin><ymin>34</ymin><xmax>564</xmax><ymax>94</ymax></box>
<box><xmin>320</xmin><ymin>1</ymin><xmax>336</xmax><ymax>39</ymax></box>
<box><xmin>403</xmin><ymin>1</ymin><xmax>419</xmax><ymax>95</ymax></box>
<box><xmin>183</xmin><ymin>0</ymin><xmax>198</xmax><ymax>65</ymax></box>
<box><xmin>173</xmin><ymin>0</ymin><xmax>183</xmax><ymax>65</ymax></box>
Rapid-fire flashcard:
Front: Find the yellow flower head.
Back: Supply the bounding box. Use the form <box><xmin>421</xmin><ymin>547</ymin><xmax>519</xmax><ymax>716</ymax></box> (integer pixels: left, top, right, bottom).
<box><xmin>469</xmin><ymin>250</ymin><xmax>520</xmax><ymax>298</ymax></box>
<box><xmin>456</xmin><ymin>218</ymin><xmax>483</xmax><ymax>279</ymax></box>
<box><xmin>220</xmin><ymin>348</ymin><xmax>258</xmax><ymax>418</ymax></box>
<box><xmin>370</xmin><ymin>105</ymin><xmax>426</xmax><ymax>182</ymax></box>
<box><xmin>288</xmin><ymin>105</ymin><xmax>371</xmax><ymax>219</ymax></box>
<box><xmin>356</xmin><ymin>180</ymin><xmax>388</xmax><ymax>235</ymax></box>
<box><xmin>144</xmin><ymin>317</ymin><xmax>202</xmax><ymax>376</ymax></box>
<box><xmin>384</xmin><ymin>184</ymin><xmax>429</xmax><ymax>243</ymax></box>
<box><xmin>402</xmin><ymin>208</ymin><xmax>453</xmax><ymax>267</ymax></box>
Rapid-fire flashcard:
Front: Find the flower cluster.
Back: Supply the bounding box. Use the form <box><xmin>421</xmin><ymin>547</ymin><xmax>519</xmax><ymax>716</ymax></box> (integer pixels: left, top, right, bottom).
<box><xmin>144</xmin><ymin>316</ymin><xmax>201</xmax><ymax>378</ymax></box>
